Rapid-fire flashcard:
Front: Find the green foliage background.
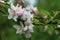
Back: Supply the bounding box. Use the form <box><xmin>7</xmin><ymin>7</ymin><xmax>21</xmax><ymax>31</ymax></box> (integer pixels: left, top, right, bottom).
<box><xmin>0</xmin><ymin>0</ymin><xmax>60</xmax><ymax>40</ymax></box>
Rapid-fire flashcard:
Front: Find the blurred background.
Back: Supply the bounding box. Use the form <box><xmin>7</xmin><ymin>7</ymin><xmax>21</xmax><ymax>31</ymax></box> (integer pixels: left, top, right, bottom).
<box><xmin>0</xmin><ymin>0</ymin><xmax>60</xmax><ymax>40</ymax></box>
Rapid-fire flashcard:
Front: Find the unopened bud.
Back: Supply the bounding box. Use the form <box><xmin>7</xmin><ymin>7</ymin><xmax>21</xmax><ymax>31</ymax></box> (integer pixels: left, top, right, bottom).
<box><xmin>16</xmin><ymin>0</ymin><xmax>25</xmax><ymax>6</ymax></box>
<box><xmin>43</xmin><ymin>14</ymin><xmax>47</xmax><ymax>19</ymax></box>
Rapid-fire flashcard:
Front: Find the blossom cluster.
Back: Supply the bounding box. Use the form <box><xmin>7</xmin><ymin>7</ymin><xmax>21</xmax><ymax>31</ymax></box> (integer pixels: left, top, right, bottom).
<box><xmin>7</xmin><ymin>0</ymin><xmax>38</xmax><ymax>38</ymax></box>
<box><xmin>0</xmin><ymin>0</ymin><xmax>39</xmax><ymax>38</ymax></box>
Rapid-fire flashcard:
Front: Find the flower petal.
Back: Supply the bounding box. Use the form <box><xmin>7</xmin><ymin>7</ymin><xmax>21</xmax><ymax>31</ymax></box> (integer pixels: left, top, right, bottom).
<box><xmin>11</xmin><ymin>3</ymin><xmax>15</xmax><ymax>10</ymax></box>
<box><xmin>8</xmin><ymin>15</ymin><xmax>12</xmax><ymax>19</ymax></box>
<box><xmin>13</xmin><ymin>16</ymin><xmax>18</xmax><ymax>21</ymax></box>
<box><xmin>23</xmin><ymin>26</ymin><xmax>28</xmax><ymax>31</ymax></box>
<box><xmin>16</xmin><ymin>29</ymin><xmax>23</xmax><ymax>34</ymax></box>
<box><xmin>29</xmin><ymin>24</ymin><xmax>34</xmax><ymax>32</ymax></box>
<box><xmin>13</xmin><ymin>25</ymin><xmax>20</xmax><ymax>29</ymax></box>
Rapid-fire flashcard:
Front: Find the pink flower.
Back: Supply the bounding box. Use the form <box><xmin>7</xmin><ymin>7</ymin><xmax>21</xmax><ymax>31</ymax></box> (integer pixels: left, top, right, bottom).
<box><xmin>8</xmin><ymin>3</ymin><xmax>23</xmax><ymax>21</ymax></box>
<box><xmin>8</xmin><ymin>8</ymin><xmax>18</xmax><ymax>21</ymax></box>
<box><xmin>26</xmin><ymin>5</ymin><xmax>39</xmax><ymax>15</ymax></box>
<box><xmin>20</xmin><ymin>9</ymin><xmax>34</xmax><ymax>20</ymax></box>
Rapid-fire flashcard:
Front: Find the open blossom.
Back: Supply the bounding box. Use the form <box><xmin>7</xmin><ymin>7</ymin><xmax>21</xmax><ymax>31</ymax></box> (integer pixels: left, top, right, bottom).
<box><xmin>7</xmin><ymin>0</ymin><xmax>38</xmax><ymax>38</ymax></box>
<box><xmin>8</xmin><ymin>3</ymin><xmax>23</xmax><ymax>21</ymax></box>
<box><xmin>8</xmin><ymin>8</ymin><xmax>18</xmax><ymax>21</ymax></box>
<box><xmin>25</xmin><ymin>12</ymin><xmax>34</xmax><ymax>20</ymax></box>
<box><xmin>20</xmin><ymin>9</ymin><xmax>34</xmax><ymax>20</ymax></box>
<box><xmin>10</xmin><ymin>3</ymin><xmax>22</xmax><ymax>13</ymax></box>
<box><xmin>25</xmin><ymin>11</ymin><xmax>34</xmax><ymax>20</ymax></box>
<box><xmin>13</xmin><ymin>22</ymin><xmax>24</xmax><ymax>34</ymax></box>
<box><xmin>13</xmin><ymin>21</ymin><xmax>34</xmax><ymax>38</ymax></box>
<box><xmin>24</xmin><ymin>19</ymin><xmax>34</xmax><ymax>32</ymax></box>
<box><xmin>24</xmin><ymin>19</ymin><xmax>34</xmax><ymax>38</ymax></box>
<box><xmin>24</xmin><ymin>24</ymin><xmax>34</xmax><ymax>32</ymax></box>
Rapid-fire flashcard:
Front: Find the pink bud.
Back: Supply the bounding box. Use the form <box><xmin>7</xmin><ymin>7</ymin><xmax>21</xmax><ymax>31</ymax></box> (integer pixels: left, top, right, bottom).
<box><xmin>32</xmin><ymin>9</ymin><xmax>39</xmax><ymax>15</ymax></box>
<box><xmin>16</xmin><ymin>0</ymin><xmax>25</xmax><ymax>6</ymax></box>
<box><xmin>25</xmin><ymin>31</ymin><xmax>31</xmax><ymax>38</ymax></box>
<box><xmin>30</xmin><ymin>6</ymin><xmax>39</xmax><ymax>15</ymax></box>
<box><xmin>43</xmin><ymin>14</ymin><xmax>47</xmax><ymax>19</ymax></box>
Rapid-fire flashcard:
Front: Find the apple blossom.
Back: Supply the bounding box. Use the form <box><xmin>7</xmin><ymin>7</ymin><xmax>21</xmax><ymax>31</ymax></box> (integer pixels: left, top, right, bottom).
<box><xmin>8</xmin><ymin>3</ymin><xmax>23</xmax><ymax>21</ymax></box>
<box><xmin>24</xmin><ymin>19</ymin><xmax>34</xmax><ymax>32</ymax></box>
<box><xmin>13</xmin><ymin>22</ymin><xmax>24</xmax><ymax>34</ymax></box>
<box><xmin>8</xmin><ymin>8</ymin><xmax>18</xmax><ymax>21</ymax></box>
<box><xmin>7</xmin><ymin>0</ymin><xmax>39</xmax><ymax>38</ymax></box>
<box><xmin>26</xmin><ymin>5</ymin><xmax>39</xmax><ymax>15</ymax></box>
<box><xmin>13</xmin><ymin>21</ymin><xmax>34</xmax><ymax>38</ymax></box>
<box><xmin>21</xmin><ymin>9</ymin><xmax>34</xmax><ymax>20</ymax></box>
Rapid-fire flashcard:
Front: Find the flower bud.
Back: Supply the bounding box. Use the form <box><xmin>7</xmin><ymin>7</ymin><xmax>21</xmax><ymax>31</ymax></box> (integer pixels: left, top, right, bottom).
<box><xmin>25</xmin><ymin>31</ymin><xmax>31</xmax><ymax>38</ymax></box>
<box><xmin>43</xmin><ymin>14</ymin><xmax>47</xmax><ymax>19</ymax></box>
<box><xmin>16</xmin><ymin>0</ymin><xmax>25</xmax><ymax>6</ymax></box>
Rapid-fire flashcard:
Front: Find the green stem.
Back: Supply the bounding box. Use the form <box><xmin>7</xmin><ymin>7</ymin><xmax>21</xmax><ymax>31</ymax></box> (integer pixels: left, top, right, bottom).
<box><xmin>46</xmin><ymin>11</ymin><xmax>59</xmax><ymax>24</ymax></box>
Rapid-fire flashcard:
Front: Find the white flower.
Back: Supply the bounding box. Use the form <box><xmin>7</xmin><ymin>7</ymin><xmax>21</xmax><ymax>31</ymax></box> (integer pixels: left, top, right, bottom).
<box><xmin>13</xmin><ymin>22</ymin><xmax>24</xmax><ymax>34</ymax></box>
<box><xmin>8</xmin><ymin>3</ymin><xmax>23</xmax><ymax>21</ymax></box>
<box><xmin>25</xmin><ymin>11</ymin><xmax>34</xmax><ymax>20</ymax></box>
<box><xmin>24</xmin><ymin>24</ymin><xmax>34</xmax><ymax>32</ymax></box>
<box><xmin>24</xmin><ymin>19</ymin><xmax>34</xmax><ymax>32</ymax></box>
<box><xmin>8</xmin><ymin>8</ymin><xmax>18</xmax><ymax>21</ymax></box>
<box><xmin>20</xmin><ymin>9</ymin><xmax>27</xmax><ymax>20</ymax></box>
<box><xmin>8</xmin><ymin>3</ymin><xmax>35</xmax><ymax>21</ymax></box>
<box><xmin>25</xmin><ymin>31</ymin><xmax>31</xmax><ymax>38</ymax></box>
<box><xmin>10</xmin><ymin>3</ymin><xmax>22</xmax><ymax>13</ymax></box>
<box><xmin>21</xmin><ymin>9</ymin><xmax>34</xmax><ymax>20</ymax></box>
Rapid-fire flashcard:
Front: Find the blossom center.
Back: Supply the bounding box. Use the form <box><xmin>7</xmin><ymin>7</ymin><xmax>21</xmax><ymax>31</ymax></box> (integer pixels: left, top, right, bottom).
<box><xmin>12</xmin><ymin>11</ymin><xmax>16</xmax><ymax>17</ymax></box>
<box><xmin>25</xmin><ymin>21</ymin><xmax>30</xmax><ymax>26</ymax></box>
